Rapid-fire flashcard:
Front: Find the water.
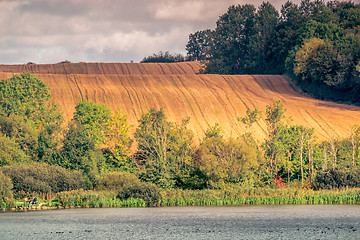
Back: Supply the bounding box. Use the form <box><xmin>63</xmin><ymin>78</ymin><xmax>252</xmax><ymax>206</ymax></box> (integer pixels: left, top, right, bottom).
<box><xmin>1</xmin><ymin>205</ymin><xmax>360</xmax><ymax>239</ymax></box>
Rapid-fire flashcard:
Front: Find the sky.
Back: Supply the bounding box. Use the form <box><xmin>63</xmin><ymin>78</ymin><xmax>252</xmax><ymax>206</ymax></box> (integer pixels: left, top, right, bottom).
<box><xmin>1</xmin><ymin>0</ymin><xmax>303</xmax><ymax>64</ymax></box>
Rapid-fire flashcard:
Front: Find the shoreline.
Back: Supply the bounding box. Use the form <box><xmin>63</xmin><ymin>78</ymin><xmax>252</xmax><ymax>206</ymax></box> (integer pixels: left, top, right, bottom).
<box><xmin>2</xmin><ymin>202</ymin><xmax>360</xmax><ymax>213</ymax></box>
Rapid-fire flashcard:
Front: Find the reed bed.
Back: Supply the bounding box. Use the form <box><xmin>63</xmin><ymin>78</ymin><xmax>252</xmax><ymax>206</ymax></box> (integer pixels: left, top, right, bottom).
<box><xmin>9</xmin><ymin>187</ymin><xmax>359</xmax><ymax>210</ymax></box>
<box><xmin>160</xmin><ymin>188</ymin><xmax>360</xmax><ymax>206</ymax></box>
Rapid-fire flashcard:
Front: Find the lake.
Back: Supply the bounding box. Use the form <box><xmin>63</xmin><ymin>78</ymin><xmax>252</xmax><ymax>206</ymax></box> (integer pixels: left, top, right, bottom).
<box><xmin>1</xmin><ymin>205</ymin><xmax>360</xmax><ymax>239</ymax></box>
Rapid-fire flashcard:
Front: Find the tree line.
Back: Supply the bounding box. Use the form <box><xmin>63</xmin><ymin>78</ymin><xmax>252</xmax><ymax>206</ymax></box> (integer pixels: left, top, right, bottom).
<box><xmin>1</xmin><ymin>73</ymin><xmax>360</xmax><ymax>205</ymax></box>
<box><xmin>186</xmin><ymin>0</ymin><xmax>360</xmax><ymax>104</ymax></box>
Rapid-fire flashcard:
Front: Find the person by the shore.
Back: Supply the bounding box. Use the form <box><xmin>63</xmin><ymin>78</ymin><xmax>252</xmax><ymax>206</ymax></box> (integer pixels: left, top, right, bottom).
<box><xmin>31</xmin><ymin>196</ymin><xmax>37</xmax><ymax>205</ymax></box>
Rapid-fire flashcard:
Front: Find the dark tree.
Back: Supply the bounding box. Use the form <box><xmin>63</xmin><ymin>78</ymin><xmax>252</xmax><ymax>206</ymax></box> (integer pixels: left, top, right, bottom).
<box><xmin>186</xmin><ymin>29</ymin><xmax>214</xmax><ymax>61</ymax></box>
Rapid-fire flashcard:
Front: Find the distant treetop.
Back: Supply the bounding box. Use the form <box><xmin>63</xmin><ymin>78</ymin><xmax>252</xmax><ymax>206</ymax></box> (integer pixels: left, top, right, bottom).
<box><xmin>141</xmin><ymin>51</ymin><xmax>186</xmax><ymax>63</ymax></box>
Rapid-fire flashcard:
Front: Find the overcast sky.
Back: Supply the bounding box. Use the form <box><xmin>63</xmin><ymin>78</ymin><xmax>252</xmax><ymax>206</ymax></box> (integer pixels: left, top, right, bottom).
<box><xmin>1</xmin><ymin>0</ymin><xmax>303</xmax><ymax>64</ymax></box>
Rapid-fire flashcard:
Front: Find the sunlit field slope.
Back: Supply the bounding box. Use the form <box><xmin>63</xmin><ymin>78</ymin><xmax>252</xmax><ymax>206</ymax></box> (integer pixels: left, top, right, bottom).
<box><xmin>1</xmin><ymin>61</ymin><xmax>359</xmax><ymax>142</ymax></box>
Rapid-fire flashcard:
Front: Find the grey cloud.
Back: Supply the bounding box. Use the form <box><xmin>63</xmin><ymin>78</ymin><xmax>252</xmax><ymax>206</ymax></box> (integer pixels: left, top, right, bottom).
<box><xmin>1</xmin><ymin>0</ymin><xmax>302</xmax><ymax>64</ymax></box>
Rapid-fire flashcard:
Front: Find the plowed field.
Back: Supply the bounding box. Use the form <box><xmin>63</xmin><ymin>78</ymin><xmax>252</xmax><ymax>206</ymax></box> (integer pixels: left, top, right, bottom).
<box><xmin>1</xmin><ymin>61</ymin><xmax>359</xmax><ymax>142</ymax></box>
<box><xmin>0</xmin><ymin>62</ymin><xmax>201</xmax><ymax>75</ymax></box>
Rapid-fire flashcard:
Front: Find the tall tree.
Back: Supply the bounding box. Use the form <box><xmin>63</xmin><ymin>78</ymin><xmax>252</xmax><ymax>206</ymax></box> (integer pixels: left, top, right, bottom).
<box><xmin>134</xmin><ymin>109</ymin><xmax>194</xmax><ymax>188</ymax></box>
<box><xmin>267</xmin><ymin>1</ymin><xmax>305</xmax><ymax>73</ymax></box>
<box><xmin>0</xmin><ymin>73</ymin><xmax>63</xmax><ymax>162</ymax></box>
<box><xmin>186</xmin><ymin>29</ymin><xmax>214</xmax><ymax>61</ymax></box>
<box><xmin>264</xmin><ymin>99</ymin><xmax>287</xmax><ymax>175</ymax></box>
<box><xmin>205</xmin><ymin>4</ymin><xmax>258</xmax><ymax>74</ymax></box>
<box><xmin>252</xmin><ymin>2</ymin><xmax>279</xmax><ymax>73</ymax></box>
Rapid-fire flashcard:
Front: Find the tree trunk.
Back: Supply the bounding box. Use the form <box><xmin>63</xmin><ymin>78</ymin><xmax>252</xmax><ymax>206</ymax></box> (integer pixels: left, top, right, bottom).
<box><xmin>323</xmin><ymin>145</ymin><xmax>327</xmax><ymax>171</ymax></box>
<box><xmin>329</xmin><ymin>135</ymin><xmax>337</xmax><ymax>170</ymax></box>
<box><xmin>351</xmin><ymin>130</ymin><xmax>356</xmax><ymax>166</ymax></box>
<box><xmin>299</xmin><ymin>132</ymin><xmax>305</xmax><ymax>185</ymax></box>
<box><xmin>308</xmin><ymin>141</ymin><xmax>313</xmax><ymax>182</ymax></box>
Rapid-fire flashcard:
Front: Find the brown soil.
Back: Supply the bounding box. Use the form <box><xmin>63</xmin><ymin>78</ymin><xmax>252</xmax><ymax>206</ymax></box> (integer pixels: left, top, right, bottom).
<box><xmin>1</xmin><ymin>62</ymin><xmax>359</xmax><ymax>142</ymax></box>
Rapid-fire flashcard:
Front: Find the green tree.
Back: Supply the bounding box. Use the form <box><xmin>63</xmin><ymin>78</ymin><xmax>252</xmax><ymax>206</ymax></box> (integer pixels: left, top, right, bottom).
<box><xmin>134</xmin><ymin>109</ymin><xmax>194</xmax><ymax>188</ymax></box>
<box><xmin>0</xmin><ymin>114</ymin><xmax>39</xmax><ymax>160</ymax></box>
<box><xmin>263</xmin><ymin>99</ymin><xmax>287</xmax><ymax>175</ymax></box>
<box><xmin>267</xmin><ymin>1</ymin><xmax>305</xmax><ymax>73</ymax></box>
<box><xmin>193</xmin><ymin>2</ymin><xmax>280</xmax><ymax>74</ymax></box>
<box><xmin>239</xmin><ymin>108</ymin><xmax>261</xmax><ymax>130</ymax></box>
<box><xmin>251</xmin><ymin>2</ymin><xmax>279</xmax><ymax>73</ymax></box>
<box><xmin>59</xmin><ymin>122</ymin><xmax>106</xmax><ymax>177</ymax></box>
<box><xmin>293</xmin><ymin>37</ymin><xmax>354</xmax><ymax>90</ymax></box>
<box><xmin>186</xmin><ymin>29</ymin><xmax>214</xmax><ymax>61</ymax></box>
<box><xmin>297</xmin><ymin>20</ymin><xmax>341</xmax><ymax>43</ymax></box>
<box><xmin>293</xmin><ymin>37</ymin><xmax>343</xmax><ymax>87</ymax></box>
<box><xmin>0</xmin><ymin>73</ymin><xmax>62</xmax><ymax>133</ymax></box>
<box><xmin>0</xmin><ymin>73</ymin><xmax>63</xmax><ymax>162</ymax></box>
<box><xmin>205</xmin><ymin>4</ymin><xmax>258</xmax><ymax>74</ymax></box>
<box><xmin>73</xmin><ymin>100</ymin><xmax>111</xmax><ymax>145</ymax></box>
<box><xmin>285</xmin><ymin>19</ymin><xmax>342</xmax><ymax>73</ymax></box>
<box><xmin>187</xmin><ymin>1</ymin><xmax>360</xmax><ymax>104</ymax></box>
<box><xmin>331</xmin><ymin>0</ymin><xmax>360</xmax><ymax>30</ymax></box>
<box><xmin>293</xmin><ymin>38</ymin><xmax>325</xmax><ymax>79</ymax></box>
<box><xmin>278</xmin><ymin>125</ymin><xmax>315</xmax><ymax>183</ymax></box>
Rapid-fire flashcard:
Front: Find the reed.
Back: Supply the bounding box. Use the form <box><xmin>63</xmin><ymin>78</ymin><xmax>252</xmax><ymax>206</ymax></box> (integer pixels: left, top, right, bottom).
<box><xmin>159</xmin><ymin>188</ymin><xmax>360</xmax><ymax>206</ymax></box>
<box><xmin>15</xmin><ymin>187</ymin><xmax>359</xmax><ymax>209</ymax></box>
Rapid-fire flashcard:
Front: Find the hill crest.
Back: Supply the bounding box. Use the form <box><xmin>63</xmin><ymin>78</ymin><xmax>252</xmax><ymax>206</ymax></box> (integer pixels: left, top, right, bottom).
<box><xmin>0</xmin><ymin>61</ymin><xmax>201</xmax><ymax>75</ymax></box>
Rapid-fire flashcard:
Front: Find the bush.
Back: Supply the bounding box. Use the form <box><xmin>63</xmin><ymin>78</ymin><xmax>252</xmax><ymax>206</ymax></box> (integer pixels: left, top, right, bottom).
<box><xmin>194</xmin><ymin>136</ymin><xmax>258</xmax><ymax>187</ymax></box>
<box><xmin>1</xmin><ymin>162</ymin><xmax>89</xmax><ymax>193</ymax></box>
<box><xmin>117</xmin><ymin>181</ymin><xmax>162</xmax><ymax>207</ymax></box>
<box><xmin>313</xmin><ymin>167</ymin><xmax>360</xmax><ymax>189</ymax></box>
<box><xmin>95</xmin><ymin>171</ymin><xmax>140</xmax><ymax>192</ymax></box>
<box><xmin>0</xmin><ymin>170</ymin><xmax>13</xmax><ymax>205</ymax></box>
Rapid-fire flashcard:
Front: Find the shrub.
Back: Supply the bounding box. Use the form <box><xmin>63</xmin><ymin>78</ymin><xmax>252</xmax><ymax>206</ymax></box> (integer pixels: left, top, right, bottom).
<box><xmin>194</xmin><ymin>136</ymin><xmax>258</xmax><ymax>187</ymax></box>
<box><xmin>1</xmin><ymin>162</ymin><xmax>88</xmax><ymax>193</ymax></box>
<box><xmin>95</xmin><ymin>171</ymin><xmax>140</xmax><ymax>192</ymax></box>
<box><xmin>0</xmin><ymin>170</ymin><xmax>13</xmax><ymax>205</ymax></box>
<box><xmin>117</xmin><ymin>182</ymin><xmax>162</xmax><ymax>207</ymax></box>
<box><xmin>313</xmin><ymin>167</ymin><xmax>360</xmax><ymax>189</ymax></box>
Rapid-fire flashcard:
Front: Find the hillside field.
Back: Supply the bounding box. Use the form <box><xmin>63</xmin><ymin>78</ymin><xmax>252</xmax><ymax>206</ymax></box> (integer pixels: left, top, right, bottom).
<box><xmin>0</xmin><ymin>61</ymin><xmax>359</xmax><ymax>142</ymax></box>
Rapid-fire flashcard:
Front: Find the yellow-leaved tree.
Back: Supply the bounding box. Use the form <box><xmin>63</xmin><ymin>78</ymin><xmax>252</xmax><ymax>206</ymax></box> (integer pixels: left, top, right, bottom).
<box><xmin>105</xmin><ymin>111</ymin><xmax>133</xmax><ymax>170</ymax></box>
